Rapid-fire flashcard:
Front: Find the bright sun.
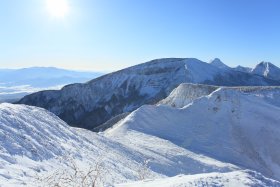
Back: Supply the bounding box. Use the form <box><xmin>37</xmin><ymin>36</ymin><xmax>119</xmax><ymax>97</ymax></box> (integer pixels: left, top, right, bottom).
<box><xmin>46</xmin><ymin>0</ymin><xmax>70</xmax><ymax>18</ymax></box>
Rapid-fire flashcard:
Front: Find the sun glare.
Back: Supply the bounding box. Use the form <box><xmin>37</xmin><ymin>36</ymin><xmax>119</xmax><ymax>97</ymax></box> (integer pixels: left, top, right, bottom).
<box><xmin>46</xmin><ymin>0</ymin><xmax>70</xmax><ymax>19</ymax></box>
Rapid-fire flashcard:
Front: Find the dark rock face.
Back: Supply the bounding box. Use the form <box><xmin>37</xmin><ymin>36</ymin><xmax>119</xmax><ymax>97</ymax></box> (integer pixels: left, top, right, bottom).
<box><xmin>18</xmin><ymin>58</ymin><xmax>280</xmax><ymax>130</ymax></box>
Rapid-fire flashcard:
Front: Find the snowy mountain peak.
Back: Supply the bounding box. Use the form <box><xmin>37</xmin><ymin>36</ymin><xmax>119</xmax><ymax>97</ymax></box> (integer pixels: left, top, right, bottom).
<box><xmin>252</xmin><ymin>61</ymin><xmax>280</xmax><ymax>80</ymax></box>
<box><xmin>258</xmin><ymin>61</ymin><xmax>273</xmax><ymax>66</ymax></box>
<box><xmin>254</xmin><ymin>61</ymin><xmax>273</xmax><ymax>73</ymax></box>
<box><xmin>209</xmin><ymin>58</ymin><xmax>230</xmax><ymax>69</ymax></box>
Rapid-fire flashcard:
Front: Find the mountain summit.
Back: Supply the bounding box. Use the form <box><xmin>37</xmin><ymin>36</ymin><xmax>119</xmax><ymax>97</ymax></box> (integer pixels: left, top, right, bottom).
<box><xmin>251</xmin><ymin>61</ymin><xmax>280</xmax><ymax>81</ymax></box>
<box><xmin>209</xmin><ymin>58</ymin><xmax>230</xmax><ymax>69</ymax></box>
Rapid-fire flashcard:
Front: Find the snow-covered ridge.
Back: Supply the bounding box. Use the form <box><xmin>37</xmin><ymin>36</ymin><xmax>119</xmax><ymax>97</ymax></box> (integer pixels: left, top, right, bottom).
<box><xmin>106</xmin><ymin>88</ymin><xmax>280</xmax><ymax>181</ymax></box>
<box><xmin>18</xmin><ymin>58</ymin><xmax>280</xmax><ymax>130</ymax></box>
<box><xmin>234</xmin><ymin>65</ymin><xmax>252</xmax><ymax>73</ymax></box>
<box><xmin>159</xmin><ymin>83</ymin><xmax>280</xmax><ymax>108</ymax></box>
<box><xmin>158</xmin><ymin>83</ymin><xmax>219</xmax><ymax>108</ymax></box>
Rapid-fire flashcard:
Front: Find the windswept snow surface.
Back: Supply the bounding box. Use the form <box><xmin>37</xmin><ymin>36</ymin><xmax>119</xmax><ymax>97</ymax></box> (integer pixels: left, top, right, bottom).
<box><xmin>116</xmin><ymin>170</ymin><xmax>280</xmax><ymax>187</ymax></box>
<box><xmin>1</xmin><ymin>102</ymin><xmax>279</xmax><ymax>186</ymax></box>
<box><xmin>106</xmin><ymin>88</ymin><xmax>280</xmax><ymax>181</ymax></box>
<box><xmin>0</xmin><ymin>103</ymin><xmax>158</xmax><ymax>186</ymax></box>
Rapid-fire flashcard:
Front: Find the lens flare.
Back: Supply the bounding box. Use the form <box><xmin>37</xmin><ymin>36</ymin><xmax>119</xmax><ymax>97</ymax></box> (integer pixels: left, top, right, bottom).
<box><xmin>46</xmin><ymin>0</ymin><xmax>70</xmax><ymax>18</ymax></box>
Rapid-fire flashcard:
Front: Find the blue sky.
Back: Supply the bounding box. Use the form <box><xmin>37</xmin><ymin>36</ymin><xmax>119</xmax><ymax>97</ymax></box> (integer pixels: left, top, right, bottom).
<box><xmin>0</xmin><ymin>0</ymin><xmax>280</xmax><ymax>71</ymax></box>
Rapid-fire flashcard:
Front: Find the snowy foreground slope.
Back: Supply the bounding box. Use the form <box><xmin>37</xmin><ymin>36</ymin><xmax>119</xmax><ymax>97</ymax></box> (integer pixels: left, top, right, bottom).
<box><xmin>0</xmin><ymin>103</ymin><xmax>160</xmax><ymax>186</ymax></box>
<box><xmin>1</xmin><ymin>101</ymin><xmax>280</xmax><ymax>186</ymax></box>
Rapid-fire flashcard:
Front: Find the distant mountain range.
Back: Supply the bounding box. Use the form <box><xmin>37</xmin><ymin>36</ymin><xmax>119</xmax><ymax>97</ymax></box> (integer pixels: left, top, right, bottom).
<box><xmin>0</xmin><ymin>67</ymin><xmax>102</xmax><ymax>102</ymax></box>
<box><xmin>210</xmin><ymin>58</ymin><xmax>280</xmax><ymax>81</ymax></box>
<box><xmin>18</xmin><ymin>58</ymin><xmax>280</xmax><ymax>130</ymax></box>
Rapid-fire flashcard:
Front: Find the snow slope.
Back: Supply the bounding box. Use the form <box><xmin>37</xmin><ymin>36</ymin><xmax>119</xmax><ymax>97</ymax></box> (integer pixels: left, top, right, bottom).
<box><xmin>117</xmin><ymin>170</ymin><xmax>280</xmax><ymax>187</ymax></box>
<box><xmin>0</xmin><ymin>103</ymin><xmax>155</xmax><ymax>186</ymax></box>
<box><xmin>18</xmin><ymin>58</ymin><xmax>280</xmax><ymax>130</ymax></box>
<box><xmin>1</xmin><ymin>103</ymin><xmax>279</xmax><ymax>186</ymax></box>
<box><xmin>106</xmin><ymin>88</ymin><xmax>280</xmax><ymax>181</ymax></box>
